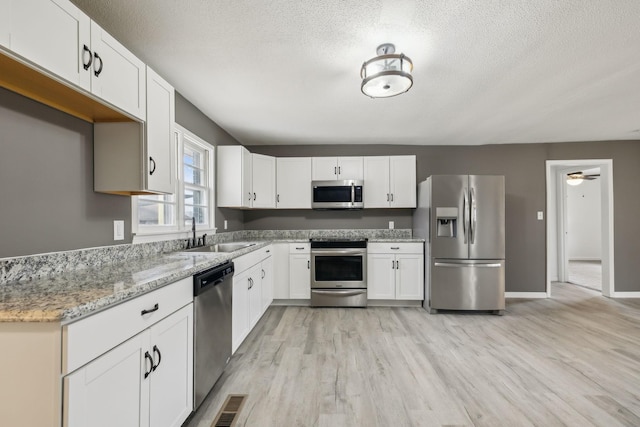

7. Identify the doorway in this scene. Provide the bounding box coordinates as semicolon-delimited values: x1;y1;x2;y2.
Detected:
545;160;614;297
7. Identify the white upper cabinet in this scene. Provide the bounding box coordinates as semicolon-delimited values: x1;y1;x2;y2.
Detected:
251;153;276;208
312;156;363;181
93;66;175;195
89;21;146;120
5;0;91;89
276;157;312;209
2;0;146;120
364;155;416;208
0;1;10;48
145;67;175;194
218;146;276;208
217;146;251;208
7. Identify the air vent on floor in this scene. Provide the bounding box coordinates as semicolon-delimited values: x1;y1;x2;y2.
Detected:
211;394;247;427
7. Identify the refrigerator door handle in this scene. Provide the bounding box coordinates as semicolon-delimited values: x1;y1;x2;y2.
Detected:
470;187;477;244
434;262;502;268
462;188;468;244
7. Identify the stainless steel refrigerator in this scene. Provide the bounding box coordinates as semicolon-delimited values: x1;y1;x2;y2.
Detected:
413;175;505;314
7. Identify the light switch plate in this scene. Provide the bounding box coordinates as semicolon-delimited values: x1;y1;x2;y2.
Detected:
224;220;228;230
537;211;544;221
389;221;395;230
114;220;125;240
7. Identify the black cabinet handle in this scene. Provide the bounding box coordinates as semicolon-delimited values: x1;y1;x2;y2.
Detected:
93;52;103;77
149;157;156;175
253;192;256;201
307;260;310;269
392;259;395;269
144;351;153;379
82;45;92;70
277;194;280;203
152;345;161;371
262;269;265;279
141;303;159;316
334;166;337;175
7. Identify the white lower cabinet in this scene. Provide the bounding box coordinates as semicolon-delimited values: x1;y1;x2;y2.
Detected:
232;247;273;353
289;243;311;299
367;243;424;300
64;303;193;427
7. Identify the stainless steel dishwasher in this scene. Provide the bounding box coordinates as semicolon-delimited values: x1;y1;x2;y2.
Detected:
193;261;234;409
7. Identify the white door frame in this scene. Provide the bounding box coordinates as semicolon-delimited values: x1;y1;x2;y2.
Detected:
545;159;614;297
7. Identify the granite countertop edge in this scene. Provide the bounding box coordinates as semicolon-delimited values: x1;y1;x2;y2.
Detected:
1;238;423;324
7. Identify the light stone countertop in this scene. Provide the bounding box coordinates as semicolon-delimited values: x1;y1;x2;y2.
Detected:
0;234;423;324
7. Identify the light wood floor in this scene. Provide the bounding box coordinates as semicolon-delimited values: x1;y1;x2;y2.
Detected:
184;283;640;427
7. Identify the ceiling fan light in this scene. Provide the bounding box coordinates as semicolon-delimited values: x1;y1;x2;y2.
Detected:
567;177;584;186
361;44;413;98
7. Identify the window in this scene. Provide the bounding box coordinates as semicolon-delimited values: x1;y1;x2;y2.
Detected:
133;124;215;240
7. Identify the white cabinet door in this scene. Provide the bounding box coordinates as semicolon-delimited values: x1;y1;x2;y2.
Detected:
337;157;364;180
248;264;263;329
145;67;175;194
232;269;250;353
64;332;148;427
90;20;146;120
217;146;252;208
312;157;364;180
261;255;274;312
8;0;91;89
396;254;424;300
276;157;312;208
289;253;311;299
390;155;417;208
312;157;338;180
367;253;396;299
272;243;290;299
148;304;193;427
251;153;276;208
363;156;391;208
0;1;10;48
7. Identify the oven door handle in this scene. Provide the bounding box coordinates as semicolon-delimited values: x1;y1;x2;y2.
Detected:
311;249;366;255
312;290;366;297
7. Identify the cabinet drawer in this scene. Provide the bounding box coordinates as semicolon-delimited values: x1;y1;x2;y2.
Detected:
289;243;310;254
62;277;192;374
368;242;424;254
234;245;272;273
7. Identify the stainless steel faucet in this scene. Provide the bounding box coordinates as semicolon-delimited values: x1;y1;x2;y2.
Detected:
192;217;197;248
185;217;207;249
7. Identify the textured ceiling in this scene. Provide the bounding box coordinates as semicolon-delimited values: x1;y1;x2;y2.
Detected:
70;0;640;146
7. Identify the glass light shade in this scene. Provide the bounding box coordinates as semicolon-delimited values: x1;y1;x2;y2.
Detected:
361;52;413;98
567;177;583;186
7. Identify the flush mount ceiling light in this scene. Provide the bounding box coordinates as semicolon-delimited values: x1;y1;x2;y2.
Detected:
361;43;413;98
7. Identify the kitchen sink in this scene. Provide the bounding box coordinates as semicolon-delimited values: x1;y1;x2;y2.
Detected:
184;242;258;253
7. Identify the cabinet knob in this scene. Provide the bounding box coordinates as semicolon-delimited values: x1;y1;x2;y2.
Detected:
390;247;400;250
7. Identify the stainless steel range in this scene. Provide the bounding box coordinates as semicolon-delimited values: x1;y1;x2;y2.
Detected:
310;239;367;307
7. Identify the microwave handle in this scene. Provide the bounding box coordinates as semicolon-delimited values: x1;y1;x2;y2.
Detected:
351;183;355;204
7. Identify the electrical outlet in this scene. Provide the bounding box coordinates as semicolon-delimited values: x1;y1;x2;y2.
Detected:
389;221;395;230
537;211;544;221
114;220;125;240
224;220;228;230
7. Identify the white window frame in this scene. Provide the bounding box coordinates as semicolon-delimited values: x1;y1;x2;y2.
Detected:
132;124;216;243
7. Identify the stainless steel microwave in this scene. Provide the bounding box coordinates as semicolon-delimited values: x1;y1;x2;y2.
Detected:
312;180;364;209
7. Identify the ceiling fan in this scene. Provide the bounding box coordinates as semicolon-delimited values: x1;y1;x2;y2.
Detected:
566;171;599;186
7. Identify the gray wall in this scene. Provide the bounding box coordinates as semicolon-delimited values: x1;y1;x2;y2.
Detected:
0;88;132;258
174;93;244;232
249;141;640;293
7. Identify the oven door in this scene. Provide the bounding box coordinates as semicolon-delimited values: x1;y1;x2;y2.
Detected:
311;248;367;289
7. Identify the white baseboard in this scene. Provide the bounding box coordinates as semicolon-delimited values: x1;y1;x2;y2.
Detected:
505;292;547;299
611;292;640;298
